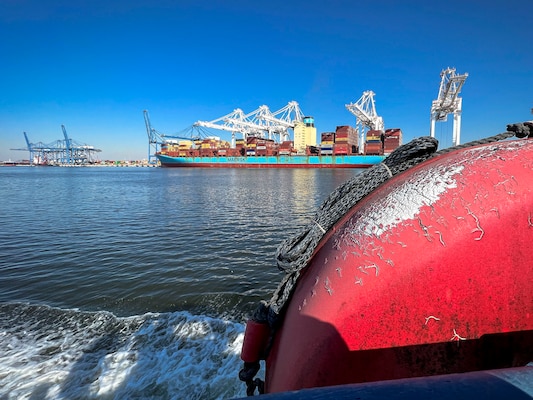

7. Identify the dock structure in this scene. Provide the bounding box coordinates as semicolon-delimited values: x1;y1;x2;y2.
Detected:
11;125;101;166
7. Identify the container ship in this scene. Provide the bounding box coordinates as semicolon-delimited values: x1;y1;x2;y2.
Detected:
156;117;403;168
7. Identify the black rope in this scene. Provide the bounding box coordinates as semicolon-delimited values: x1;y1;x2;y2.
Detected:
238;361;264;396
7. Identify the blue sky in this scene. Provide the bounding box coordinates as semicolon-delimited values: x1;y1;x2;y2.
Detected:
1;0;532;161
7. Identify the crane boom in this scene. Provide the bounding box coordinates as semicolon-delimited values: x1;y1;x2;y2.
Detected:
143;110;165;163
193;101;305;143
144;110;203;163
61;124;72;164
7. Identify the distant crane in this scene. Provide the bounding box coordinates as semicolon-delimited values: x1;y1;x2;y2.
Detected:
11;127;101;165
345;91;384;154
144;110;165;164
143;110;201;164
22;132;36;164
430;67;468;146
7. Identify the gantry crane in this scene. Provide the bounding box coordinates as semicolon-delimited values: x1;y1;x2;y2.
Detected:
194;101;305;145
430;67;468;146
143;110;201;164
144;109;166;164
345;91;384;154
11;127;101;165
193;108;250;148
260;101;305;142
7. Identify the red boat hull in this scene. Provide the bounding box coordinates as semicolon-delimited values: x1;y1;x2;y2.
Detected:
265;139;533;393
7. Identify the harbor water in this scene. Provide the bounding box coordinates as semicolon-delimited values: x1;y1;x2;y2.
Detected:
0;166;362;399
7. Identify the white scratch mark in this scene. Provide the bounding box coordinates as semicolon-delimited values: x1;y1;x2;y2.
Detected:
425;315;441;325
450;329;466;341
324;277;333;296
336;267;342;278
495;177;511;188
467;206;484;240
418;217;433;242
528;213;533;227
435;230;446;247
354;277;363;286
358;266;369;275
365;263;379;277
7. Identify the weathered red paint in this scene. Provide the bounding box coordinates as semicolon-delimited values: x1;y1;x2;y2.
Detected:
266;139;533;393
241;319;271;363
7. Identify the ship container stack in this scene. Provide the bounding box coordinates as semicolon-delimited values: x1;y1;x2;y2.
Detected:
246;137;257;156
178;140;194;157
364;130;384;155
218;146;227;156
199;138;227;157
279;141;295;156
161;141;180;157
160;142;171;155
383;128;403;155
334;126;359;155
255;138;277;156
320;132;335;155
235;139;246;156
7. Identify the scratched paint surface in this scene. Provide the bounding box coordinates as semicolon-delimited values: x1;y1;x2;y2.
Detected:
266;139;533;392
289;139;533;347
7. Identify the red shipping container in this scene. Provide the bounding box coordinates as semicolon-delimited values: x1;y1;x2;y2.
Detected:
334;144;349;155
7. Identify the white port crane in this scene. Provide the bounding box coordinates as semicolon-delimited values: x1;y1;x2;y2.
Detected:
430;67;468;146
194;101;305;145
193;108;252;147
261;101;305;142
345;91;384;154
246;101;305;142
223;105;276;141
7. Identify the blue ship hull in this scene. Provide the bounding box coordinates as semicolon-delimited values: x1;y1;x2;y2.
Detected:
156;154;386;168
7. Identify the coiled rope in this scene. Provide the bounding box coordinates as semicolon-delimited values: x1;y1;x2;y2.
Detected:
240;121;532;395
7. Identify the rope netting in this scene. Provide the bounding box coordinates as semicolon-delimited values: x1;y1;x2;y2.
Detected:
240;121;532;395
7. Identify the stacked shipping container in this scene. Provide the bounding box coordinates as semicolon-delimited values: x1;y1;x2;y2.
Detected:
319;126;359;155
383;129;403;155
334;126;359;155
279;141;295;155
320;132;335;155
364;130;383;155
159;124;401;159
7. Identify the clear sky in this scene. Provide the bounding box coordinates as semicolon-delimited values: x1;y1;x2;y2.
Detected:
1;0;532;161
